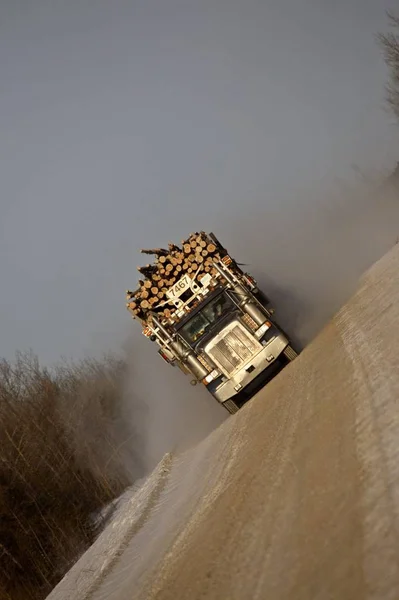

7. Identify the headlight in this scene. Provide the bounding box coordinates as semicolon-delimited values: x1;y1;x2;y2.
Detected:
202;369;220;385
255;321;271;339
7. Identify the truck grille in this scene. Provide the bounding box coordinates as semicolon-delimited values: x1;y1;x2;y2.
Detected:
205;323;261;376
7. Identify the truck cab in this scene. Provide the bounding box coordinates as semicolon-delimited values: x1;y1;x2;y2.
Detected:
128;231;298;414
174;284;295;413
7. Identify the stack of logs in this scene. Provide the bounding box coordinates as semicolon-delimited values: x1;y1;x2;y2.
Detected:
126;232;221;321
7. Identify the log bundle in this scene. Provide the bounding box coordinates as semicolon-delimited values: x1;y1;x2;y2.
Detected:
126;232;221;321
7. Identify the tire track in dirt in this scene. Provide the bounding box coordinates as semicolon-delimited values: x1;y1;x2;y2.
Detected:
46;452;174;600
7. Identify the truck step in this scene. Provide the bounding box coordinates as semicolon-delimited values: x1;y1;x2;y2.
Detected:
223;400;240;414
283;345;298;362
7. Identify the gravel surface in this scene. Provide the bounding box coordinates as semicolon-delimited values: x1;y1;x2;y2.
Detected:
48;243;399;600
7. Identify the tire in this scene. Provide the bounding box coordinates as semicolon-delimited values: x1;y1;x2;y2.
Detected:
223;399;240;414
283;345;298;362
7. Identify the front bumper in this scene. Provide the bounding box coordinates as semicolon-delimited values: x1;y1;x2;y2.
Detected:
211;333;289;404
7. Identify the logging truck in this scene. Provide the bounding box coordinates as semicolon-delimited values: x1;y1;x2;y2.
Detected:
125;232;298;414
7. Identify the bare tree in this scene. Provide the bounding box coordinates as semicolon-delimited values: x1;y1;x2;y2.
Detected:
0;352;138;600
379;12;399;120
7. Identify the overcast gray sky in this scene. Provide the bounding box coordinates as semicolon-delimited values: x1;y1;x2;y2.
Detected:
1;0;398;364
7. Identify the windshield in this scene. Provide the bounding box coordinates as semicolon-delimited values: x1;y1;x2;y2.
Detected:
180;293;235;344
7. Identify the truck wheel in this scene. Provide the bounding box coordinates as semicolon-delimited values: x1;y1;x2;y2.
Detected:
283;345;298;362
223;399;240;414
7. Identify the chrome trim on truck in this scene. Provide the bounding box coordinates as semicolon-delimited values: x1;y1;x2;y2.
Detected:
212;333;289;404
204;320;263;377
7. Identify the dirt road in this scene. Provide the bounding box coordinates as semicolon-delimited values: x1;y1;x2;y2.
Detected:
48;243;399;600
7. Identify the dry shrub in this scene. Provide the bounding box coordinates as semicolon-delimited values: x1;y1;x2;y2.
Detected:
379;12;399;120
0;352;134;600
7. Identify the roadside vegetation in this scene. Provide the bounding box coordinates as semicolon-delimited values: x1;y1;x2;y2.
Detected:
379;12;399;119
0;352;135;600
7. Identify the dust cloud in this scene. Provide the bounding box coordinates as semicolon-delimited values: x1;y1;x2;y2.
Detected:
121;334;227;473
121;175;399;474
219;176;399;348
